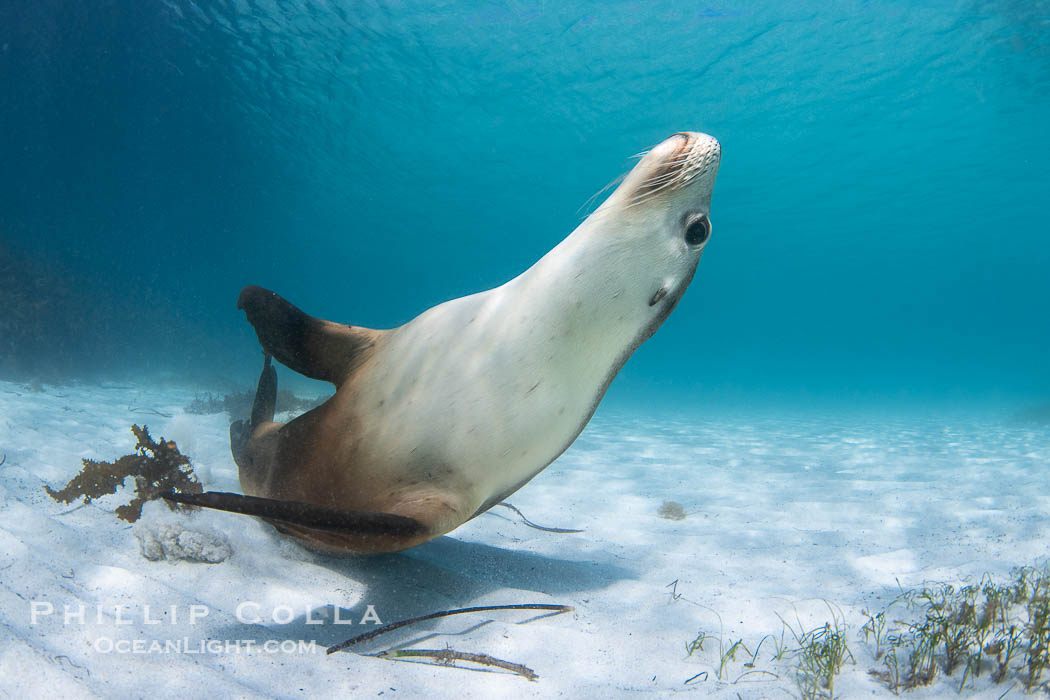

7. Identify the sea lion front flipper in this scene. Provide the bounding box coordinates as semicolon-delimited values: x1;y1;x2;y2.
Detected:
163;491;427;537
238;285;384;386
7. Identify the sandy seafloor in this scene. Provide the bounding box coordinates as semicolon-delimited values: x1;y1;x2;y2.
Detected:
0;378;1048;699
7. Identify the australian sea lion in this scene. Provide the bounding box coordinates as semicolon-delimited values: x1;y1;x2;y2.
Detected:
168;131;721;553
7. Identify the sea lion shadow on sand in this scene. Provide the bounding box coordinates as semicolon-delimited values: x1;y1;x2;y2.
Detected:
212;537;634;648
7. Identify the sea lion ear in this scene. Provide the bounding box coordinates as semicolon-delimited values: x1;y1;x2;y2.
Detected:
237;285;384;387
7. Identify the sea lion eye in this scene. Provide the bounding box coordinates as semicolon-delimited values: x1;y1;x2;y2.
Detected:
684;216;711;246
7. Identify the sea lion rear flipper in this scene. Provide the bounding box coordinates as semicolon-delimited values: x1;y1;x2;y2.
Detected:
230;354;277;466
238;285;384;386
163;491;427;537
250;354;277;429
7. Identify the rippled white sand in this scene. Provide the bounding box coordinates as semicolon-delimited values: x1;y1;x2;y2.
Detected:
1;379;1047;698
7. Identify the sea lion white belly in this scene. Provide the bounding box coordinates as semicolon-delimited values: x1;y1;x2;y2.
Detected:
362;235;675;512
167;131;721;553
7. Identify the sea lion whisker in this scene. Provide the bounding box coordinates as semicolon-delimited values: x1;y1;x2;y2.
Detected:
578;171;629;218
585;150;697;219
632;172;686;196
637;163;691;186
640;168;684;184
628;177;686;206
629;158;711;206
635;156;698;187
636;172;684;191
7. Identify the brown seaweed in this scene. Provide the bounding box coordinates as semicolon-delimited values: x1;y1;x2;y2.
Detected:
44;424;202;522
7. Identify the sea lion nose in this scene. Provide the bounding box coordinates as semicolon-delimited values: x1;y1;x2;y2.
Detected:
685;132;720;161
703;134;721;162
668;132;721;165
668;131;694;155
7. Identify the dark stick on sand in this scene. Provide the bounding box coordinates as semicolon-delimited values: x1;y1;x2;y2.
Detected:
326;603;573;654
374;648;539;681
126;406;173;418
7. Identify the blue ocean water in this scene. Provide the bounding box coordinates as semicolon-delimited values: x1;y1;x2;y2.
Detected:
1;0;1048;411
3;6;1050;696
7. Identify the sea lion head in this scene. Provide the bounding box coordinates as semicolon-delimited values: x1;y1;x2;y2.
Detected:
587;131;721;318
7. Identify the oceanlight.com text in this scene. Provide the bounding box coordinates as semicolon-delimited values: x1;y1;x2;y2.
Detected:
91;638;321;655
